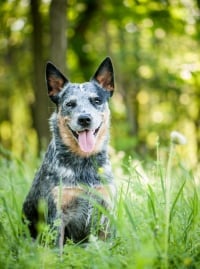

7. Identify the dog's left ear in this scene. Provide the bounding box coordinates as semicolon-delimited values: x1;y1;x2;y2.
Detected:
46;62;69;104
92;57;114;96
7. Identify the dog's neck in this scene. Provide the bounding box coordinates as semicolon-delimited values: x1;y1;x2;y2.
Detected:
45;138;112;186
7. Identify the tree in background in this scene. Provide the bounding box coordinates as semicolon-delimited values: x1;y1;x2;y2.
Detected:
30;0;49;149
49;0;67;72
30;0;67;149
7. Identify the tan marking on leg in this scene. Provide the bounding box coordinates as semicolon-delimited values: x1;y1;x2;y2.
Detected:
52;186;84;249
52;186;84;210
95;184;116;207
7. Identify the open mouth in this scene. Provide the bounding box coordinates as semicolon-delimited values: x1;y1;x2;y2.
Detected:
67;124;101;153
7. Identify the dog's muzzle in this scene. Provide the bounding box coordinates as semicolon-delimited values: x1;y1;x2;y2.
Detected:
67;123;102;153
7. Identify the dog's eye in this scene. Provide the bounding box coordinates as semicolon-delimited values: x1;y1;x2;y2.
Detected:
92;97;102;105
65;101;76;108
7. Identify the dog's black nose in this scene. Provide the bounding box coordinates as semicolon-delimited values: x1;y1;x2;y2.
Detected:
78;114;92;127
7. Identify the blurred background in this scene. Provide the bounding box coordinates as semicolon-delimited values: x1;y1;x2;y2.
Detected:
0;0;199;168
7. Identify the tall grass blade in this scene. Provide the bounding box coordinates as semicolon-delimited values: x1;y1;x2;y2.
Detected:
169;179;186;222
147;184;157;221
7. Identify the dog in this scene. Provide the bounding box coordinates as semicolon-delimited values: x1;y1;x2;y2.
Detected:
23;57;116;248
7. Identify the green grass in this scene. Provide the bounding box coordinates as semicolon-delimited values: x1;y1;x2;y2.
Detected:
0;141;200;269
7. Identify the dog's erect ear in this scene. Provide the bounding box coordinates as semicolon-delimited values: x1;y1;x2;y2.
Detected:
46;62;69;103
92;57;114;96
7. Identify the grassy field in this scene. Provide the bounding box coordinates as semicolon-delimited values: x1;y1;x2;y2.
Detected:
0;138;200;269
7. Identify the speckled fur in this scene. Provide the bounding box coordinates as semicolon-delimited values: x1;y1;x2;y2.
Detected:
22;57;116;246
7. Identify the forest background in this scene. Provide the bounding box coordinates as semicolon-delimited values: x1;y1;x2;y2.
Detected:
0;0;200;169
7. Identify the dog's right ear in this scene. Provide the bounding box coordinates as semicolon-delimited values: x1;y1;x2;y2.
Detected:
46;62;69;104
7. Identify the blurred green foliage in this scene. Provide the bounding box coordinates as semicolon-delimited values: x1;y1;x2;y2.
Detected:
0;0;200;167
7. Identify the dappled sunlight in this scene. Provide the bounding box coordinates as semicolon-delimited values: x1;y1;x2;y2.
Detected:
0;89;38;159
136;90;149;105
152;110;164;123
146;132;158;148
0;121;11;143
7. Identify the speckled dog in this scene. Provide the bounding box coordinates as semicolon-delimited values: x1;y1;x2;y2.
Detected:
23;57;116;247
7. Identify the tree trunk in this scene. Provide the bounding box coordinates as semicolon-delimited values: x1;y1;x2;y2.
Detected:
49;0;67;72
30;0;50;150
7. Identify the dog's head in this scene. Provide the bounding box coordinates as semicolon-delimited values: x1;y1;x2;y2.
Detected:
46;57;114;156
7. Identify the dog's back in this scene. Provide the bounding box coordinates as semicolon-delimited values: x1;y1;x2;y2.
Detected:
23;57;116;245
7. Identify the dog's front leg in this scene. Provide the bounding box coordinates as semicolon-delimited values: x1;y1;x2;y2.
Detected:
52;186;84;247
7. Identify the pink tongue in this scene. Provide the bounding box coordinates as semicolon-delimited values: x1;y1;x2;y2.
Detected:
78;130;95;153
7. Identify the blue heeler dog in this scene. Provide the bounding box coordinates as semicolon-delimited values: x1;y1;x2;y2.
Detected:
23;57;116;247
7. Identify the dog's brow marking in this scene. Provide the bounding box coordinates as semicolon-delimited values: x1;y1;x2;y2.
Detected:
89;93;99;98
52;186;83;210
69;95;77;100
